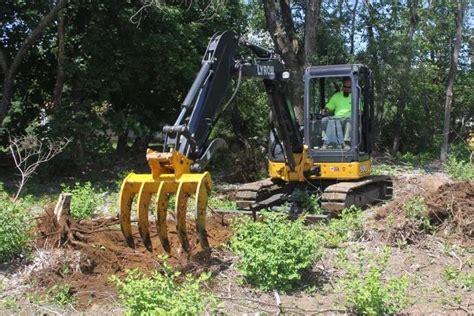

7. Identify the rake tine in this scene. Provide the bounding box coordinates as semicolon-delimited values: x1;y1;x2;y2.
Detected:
195;176;210;249
156;181;176;253
176;182;191;253
137;182;154;252
119;176;136;249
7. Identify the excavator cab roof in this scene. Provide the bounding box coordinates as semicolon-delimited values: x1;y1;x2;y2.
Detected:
304;64;368;78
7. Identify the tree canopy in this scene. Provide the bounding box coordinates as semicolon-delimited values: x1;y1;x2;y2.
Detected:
0;0;472;169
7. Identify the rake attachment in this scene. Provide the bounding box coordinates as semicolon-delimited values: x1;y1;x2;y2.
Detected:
119;149;211;253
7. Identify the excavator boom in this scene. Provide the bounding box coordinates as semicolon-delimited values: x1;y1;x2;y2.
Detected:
118;31;304;252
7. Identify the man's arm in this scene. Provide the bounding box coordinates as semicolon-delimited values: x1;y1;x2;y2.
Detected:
324;94;336;114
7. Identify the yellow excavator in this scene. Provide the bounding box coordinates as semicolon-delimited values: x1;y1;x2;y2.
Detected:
118;31;392;252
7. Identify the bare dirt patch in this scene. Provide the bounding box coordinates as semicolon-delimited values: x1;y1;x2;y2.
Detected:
31;205;233;308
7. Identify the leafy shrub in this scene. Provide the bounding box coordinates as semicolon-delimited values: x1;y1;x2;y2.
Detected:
110;261;216;315
231;212;321;291
337;247;410;315
403;196;432;233
62;182;99;220
316;206;363;248
0;183;32;261
445;157;474;181
449;142;472;161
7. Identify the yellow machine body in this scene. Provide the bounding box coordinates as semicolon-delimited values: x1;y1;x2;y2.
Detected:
268;145;371;182
119;149;211;253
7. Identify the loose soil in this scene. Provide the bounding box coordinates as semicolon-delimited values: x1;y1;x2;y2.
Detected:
31;206;233;308
1;169;473;314
374;180;474;246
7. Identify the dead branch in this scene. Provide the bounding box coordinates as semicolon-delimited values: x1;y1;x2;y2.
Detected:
9;135;71;201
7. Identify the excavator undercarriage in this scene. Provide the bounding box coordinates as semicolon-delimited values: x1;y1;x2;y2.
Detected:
235;176;392;213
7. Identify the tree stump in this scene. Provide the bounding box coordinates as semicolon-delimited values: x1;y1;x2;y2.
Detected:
53;193;75;246
54;193;72;230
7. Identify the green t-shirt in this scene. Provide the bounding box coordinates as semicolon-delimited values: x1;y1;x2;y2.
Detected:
326;91;351;118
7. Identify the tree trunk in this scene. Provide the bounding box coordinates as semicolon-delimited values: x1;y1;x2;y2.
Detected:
440;1;466;162
53;7;66;109
262;0;321;123
349;0;359;55
364;1;384;147
115;129;130;155
391;0;418;154
304;0;321;65
0;0;69;126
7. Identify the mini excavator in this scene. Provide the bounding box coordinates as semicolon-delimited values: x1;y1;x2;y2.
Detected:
118;31;392;252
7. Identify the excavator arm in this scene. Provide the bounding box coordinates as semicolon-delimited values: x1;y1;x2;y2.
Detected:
118;31;305;253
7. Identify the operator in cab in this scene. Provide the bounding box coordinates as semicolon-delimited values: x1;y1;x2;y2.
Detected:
321;77;352;150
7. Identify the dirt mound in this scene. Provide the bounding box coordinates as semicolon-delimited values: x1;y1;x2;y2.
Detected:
424;182;474;238
32;206;233;308
374;181;473;245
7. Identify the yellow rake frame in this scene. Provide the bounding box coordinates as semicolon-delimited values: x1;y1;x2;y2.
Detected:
119;149;211;253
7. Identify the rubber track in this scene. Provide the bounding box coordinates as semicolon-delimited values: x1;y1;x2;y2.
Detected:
235;178;287;210
321;175;393;212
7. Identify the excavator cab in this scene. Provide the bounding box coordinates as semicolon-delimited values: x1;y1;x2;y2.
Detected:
304;65;374;163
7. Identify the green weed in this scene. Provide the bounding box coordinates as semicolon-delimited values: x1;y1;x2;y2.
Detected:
208;195;236;210
0;183;32;262
291;189;323;214
61;182;100;220
315;206;364;248
337;247;410;315
371;163;401;176
47;284;75;306
1;297;18;311
445;157;474;181
443;266;474;290
397;152;434;166
230;212;322;292
403;196;432;233
110;260;216;315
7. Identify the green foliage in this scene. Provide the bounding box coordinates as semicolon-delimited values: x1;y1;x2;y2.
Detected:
1;297;18;311
403;196;432;233
443;266;474;290
445;157;474;181
61;182;99;220
315;206;364;248
110;261;216;315
291;189;323;215
337;247;410;315
396;152;435;167
371;163;408;176
47;284;75;306
0;183;32;262
208;195;236;211
230;212;321;292
449;143;472;161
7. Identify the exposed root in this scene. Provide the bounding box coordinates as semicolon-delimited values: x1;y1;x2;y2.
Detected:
35;203;119;249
